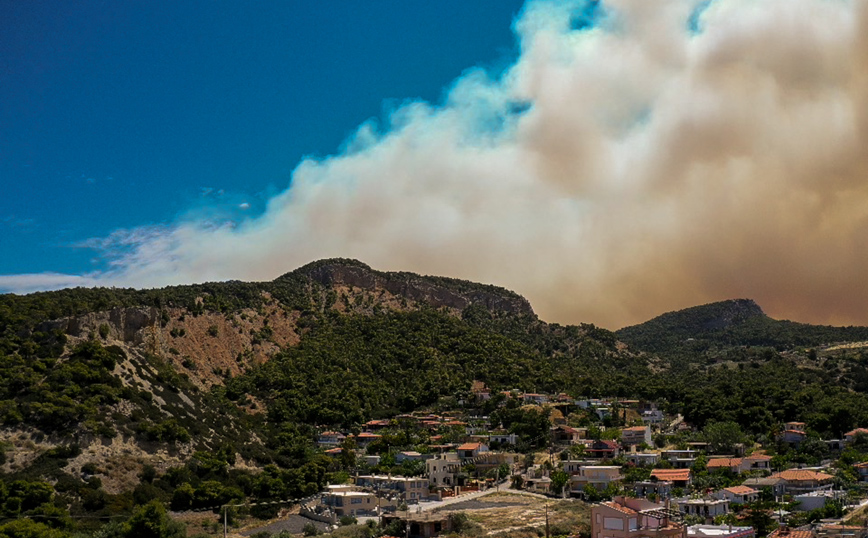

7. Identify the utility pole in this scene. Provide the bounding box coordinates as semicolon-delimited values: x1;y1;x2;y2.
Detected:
223;505;228;538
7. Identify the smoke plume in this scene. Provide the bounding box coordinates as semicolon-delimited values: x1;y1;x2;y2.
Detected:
4;0;868;329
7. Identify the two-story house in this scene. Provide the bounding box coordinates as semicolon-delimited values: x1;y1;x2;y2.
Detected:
714;486;759;504
427;452;460;487
572;466;624;494
650;469;691;489
779;422;807;446
769;469;834;495
318;431;347;447
591;496;687;538
621;426;652;447
675;498;729;523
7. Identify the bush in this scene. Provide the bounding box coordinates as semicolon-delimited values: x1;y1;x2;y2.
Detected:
339;515;357;526
302;522;320;536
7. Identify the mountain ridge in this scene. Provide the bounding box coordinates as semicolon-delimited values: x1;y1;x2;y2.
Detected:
616;297;868;354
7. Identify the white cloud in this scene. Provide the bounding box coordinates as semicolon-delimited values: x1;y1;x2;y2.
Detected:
3;0;868;329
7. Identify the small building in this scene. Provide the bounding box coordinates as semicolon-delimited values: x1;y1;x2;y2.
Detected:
457;442;489;461
321;490;382;517
854;461;868;481
662;450;698;469
676;498;730;523
427;452;460;487
356;475;431;501
769;470;834;495
740;454;772;473
650;469;692;489
591;496;687;538
396;451;426;463
625;453;661;466
588;439;621;459
622;426;653;447
489;431;519;446
707;458;743;474
635;481;673;500
779;423;807;446
553;425;584;444
571;466;624;493
355;432;382;447
643;409;666;425
523;393;550;404
845;428;868;444
742;476;786;498
687;525;755;538
792;490;846;512
318;431;347;447
714;486;759;505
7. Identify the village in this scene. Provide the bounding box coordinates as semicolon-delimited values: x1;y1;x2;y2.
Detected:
285;386;868;538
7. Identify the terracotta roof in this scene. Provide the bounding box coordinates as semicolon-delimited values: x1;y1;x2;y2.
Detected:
357;432;381;439
768;527;814;538
623;426;648;432
854;461;868;469
846;428;868;437
600;501;638;515
724;486;759;495
651;469;691;481
325;448;343;455
771;469;833;482
707;458;743;468
458;442;482;451
746;454;772;461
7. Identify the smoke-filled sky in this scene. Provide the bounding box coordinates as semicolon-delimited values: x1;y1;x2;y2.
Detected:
2;0;868;330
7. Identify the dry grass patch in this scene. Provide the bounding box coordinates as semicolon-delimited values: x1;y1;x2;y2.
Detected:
449;493;589;537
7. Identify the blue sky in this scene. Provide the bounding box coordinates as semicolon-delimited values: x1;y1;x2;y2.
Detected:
0;0;524;276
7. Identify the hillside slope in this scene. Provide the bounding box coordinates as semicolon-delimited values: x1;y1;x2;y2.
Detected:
616;298;868;354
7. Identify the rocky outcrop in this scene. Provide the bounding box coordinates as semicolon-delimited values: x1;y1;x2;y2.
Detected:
38;307;159;346
299;261;535;317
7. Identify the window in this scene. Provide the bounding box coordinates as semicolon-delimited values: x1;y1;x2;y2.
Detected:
351;498;363;504
603;518;624;531
629;518;638;531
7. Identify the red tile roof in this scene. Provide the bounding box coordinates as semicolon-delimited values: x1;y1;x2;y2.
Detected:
651;469;691;481
771;469;833;482
724;486;759;495
458;442;482;451
745;453;772;461
707;458;743;468
767;528;814;538
846;428;868;437
623;426;648;432
600;501;638;515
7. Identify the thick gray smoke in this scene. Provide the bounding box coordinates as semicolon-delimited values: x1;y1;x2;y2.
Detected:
3;0;868;329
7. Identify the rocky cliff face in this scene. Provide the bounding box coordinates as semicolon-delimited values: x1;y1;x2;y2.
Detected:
300;260;535;317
